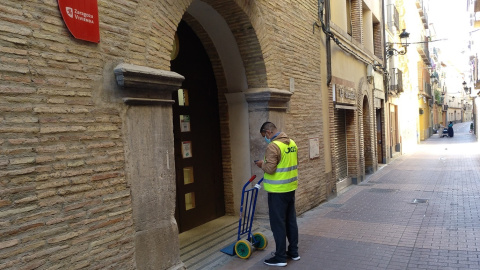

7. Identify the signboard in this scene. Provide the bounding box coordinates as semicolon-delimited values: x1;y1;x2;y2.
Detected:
334;84;357;106
309;137;320;159
58;0;100;43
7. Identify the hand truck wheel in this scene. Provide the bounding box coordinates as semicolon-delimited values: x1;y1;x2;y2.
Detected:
235;239;253;259
252;232;268;250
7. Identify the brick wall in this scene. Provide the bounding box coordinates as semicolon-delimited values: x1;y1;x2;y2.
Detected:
0;0;197;268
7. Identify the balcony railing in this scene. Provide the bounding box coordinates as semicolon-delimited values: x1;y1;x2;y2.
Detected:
390;68;403;93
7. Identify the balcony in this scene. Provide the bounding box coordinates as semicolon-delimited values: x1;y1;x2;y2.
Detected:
415;0;429;29
415;0;423;9
425;83;432;97
387;4;399;32
475;0;480;27
389;68;403;93
416;35;431;65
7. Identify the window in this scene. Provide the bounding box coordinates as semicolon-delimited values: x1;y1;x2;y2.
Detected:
346;0;352;36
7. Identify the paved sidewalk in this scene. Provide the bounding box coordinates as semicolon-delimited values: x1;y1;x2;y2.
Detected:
218;122;480;270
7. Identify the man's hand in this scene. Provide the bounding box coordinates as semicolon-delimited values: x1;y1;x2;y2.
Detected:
254;160;263;168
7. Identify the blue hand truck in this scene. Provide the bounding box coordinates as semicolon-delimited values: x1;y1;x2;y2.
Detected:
220;175;268;259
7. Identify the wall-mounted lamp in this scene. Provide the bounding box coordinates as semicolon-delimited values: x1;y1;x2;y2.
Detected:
463;81;471;95
386;29;410;58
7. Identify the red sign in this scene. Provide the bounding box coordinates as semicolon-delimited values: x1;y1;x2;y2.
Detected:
58;0;100;43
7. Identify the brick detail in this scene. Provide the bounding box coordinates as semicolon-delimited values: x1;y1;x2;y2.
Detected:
373;22;383;59
351;0;364;44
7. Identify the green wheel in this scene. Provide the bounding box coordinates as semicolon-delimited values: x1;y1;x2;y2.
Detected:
235;239;252;259
252;232;268;250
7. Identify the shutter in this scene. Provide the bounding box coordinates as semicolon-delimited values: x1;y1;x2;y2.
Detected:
417;61;423;91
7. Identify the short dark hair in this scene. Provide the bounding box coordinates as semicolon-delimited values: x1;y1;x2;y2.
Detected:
260;122;276;133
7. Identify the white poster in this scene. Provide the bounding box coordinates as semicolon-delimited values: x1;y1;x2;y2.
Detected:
309;137;320;159
182;141;192;158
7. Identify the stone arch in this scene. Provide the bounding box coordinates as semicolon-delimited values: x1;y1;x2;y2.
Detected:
178;0;270;216
110;0;277;268
358;77;375;178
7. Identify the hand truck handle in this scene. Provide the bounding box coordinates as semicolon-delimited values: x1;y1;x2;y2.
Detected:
248;175;256;182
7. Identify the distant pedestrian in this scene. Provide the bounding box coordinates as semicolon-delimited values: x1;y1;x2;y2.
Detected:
448;121;454;137
254;122;300;267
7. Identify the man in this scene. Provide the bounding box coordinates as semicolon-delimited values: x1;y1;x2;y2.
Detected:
255;122;300;267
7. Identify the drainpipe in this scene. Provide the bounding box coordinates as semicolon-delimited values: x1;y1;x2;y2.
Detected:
382;0;389;101
325;0;332;86
318;0;332;86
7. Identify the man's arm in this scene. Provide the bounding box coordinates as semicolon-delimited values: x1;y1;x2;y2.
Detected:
261;143;281;174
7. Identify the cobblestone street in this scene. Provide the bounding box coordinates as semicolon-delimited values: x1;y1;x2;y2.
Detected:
217;122;480;269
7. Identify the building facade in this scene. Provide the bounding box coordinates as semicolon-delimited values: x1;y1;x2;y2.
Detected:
1;0;335;269
322;0;385;194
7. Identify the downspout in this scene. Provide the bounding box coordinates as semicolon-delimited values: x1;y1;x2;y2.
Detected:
382;0;389;101
381;0;388;163
326;0;332;86
318;0;332;86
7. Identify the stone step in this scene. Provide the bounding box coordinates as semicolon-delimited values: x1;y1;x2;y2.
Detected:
179;215;271;269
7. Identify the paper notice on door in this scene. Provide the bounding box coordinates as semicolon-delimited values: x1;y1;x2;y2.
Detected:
180;115;190;132
182;141;192;158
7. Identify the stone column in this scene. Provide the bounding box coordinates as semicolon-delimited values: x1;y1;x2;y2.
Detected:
114;64;185;270
244;88;292;215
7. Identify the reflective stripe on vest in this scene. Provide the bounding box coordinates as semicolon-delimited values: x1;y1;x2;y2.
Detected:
263;140;298;193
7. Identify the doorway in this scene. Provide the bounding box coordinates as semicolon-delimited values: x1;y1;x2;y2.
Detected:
171;20;225;233
363;96;373;174
376;108;383;164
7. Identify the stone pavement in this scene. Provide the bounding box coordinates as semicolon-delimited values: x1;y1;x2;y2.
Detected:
215;122;480;270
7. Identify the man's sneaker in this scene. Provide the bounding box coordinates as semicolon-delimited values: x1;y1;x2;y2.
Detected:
287;252;301;261
264;256;287;267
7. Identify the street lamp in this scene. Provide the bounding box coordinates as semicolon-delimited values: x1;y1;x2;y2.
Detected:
463;81;471;95
386;29;410;58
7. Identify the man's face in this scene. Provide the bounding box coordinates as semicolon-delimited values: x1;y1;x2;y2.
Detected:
261;129;271;139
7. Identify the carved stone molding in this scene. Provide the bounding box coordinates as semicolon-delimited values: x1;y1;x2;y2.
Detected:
114;63;184;105
244;88;293;112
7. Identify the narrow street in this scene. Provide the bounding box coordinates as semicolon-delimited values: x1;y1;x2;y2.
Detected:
211;122;480;269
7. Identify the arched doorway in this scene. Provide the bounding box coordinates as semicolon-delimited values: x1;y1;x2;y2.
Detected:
170;20;225;233
169;0;270;232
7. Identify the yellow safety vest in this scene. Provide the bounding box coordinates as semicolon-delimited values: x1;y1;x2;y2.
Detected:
263;140;298;193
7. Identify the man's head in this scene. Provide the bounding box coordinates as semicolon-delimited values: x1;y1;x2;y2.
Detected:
260;122;277;139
